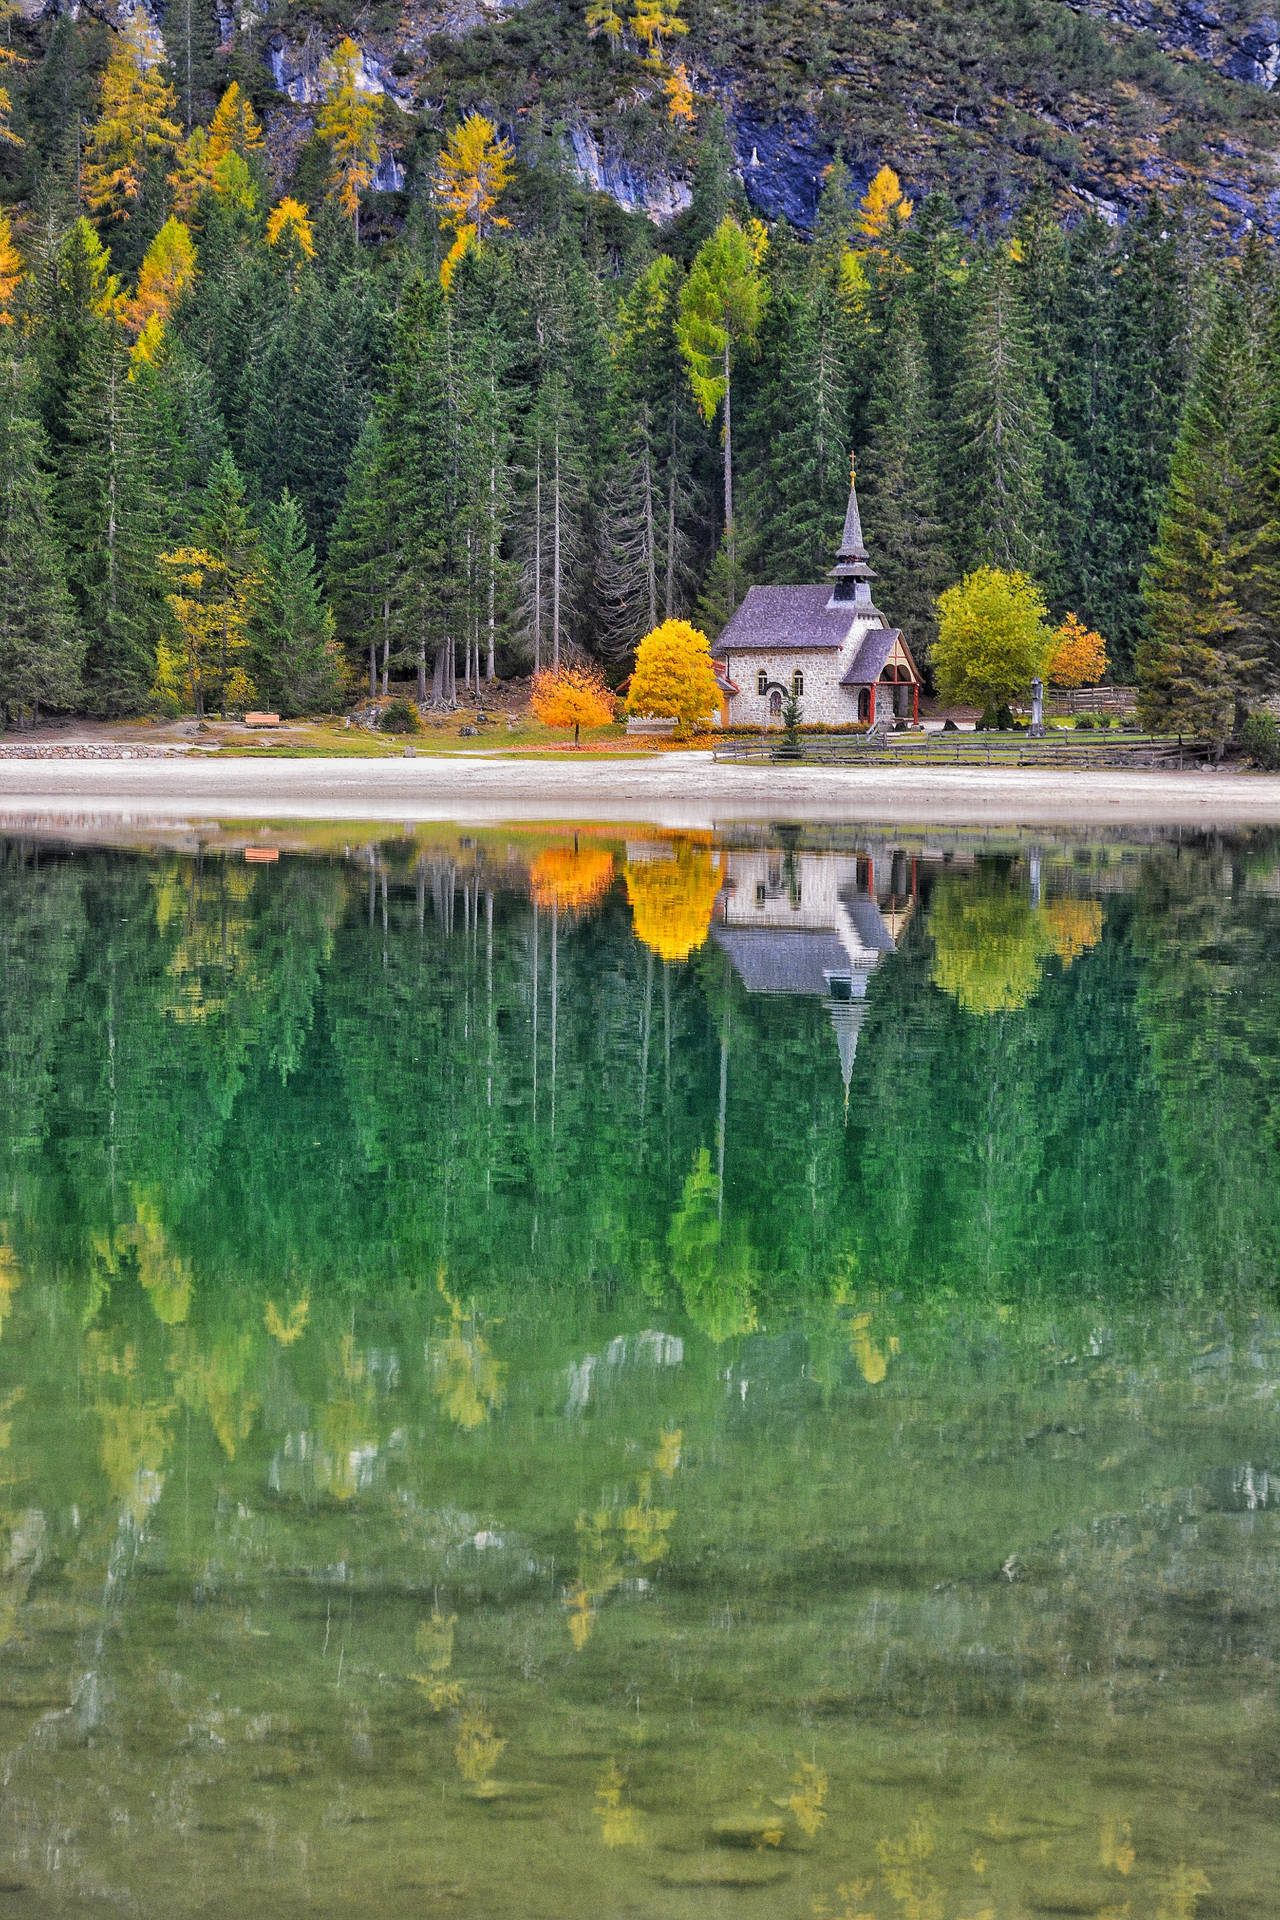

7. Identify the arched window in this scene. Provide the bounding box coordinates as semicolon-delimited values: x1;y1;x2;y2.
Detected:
792;669;804;696
769;689;783;719
857;686;871;723
757;669;768;696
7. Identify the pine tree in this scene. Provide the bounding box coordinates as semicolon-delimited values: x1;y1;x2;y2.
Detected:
0;354;81;721
162;0;218;134
57;318;166;712
951;242;1052;577
859;297;952;654
1139;278;1278;735
251;490;343;715
329;409;397;697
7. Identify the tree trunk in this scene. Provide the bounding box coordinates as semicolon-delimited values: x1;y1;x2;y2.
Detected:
417;638;427;703
533;437;543;673
665;396;678;619
722;338;734;611
552;424;562;671
369;642;377;699
380;629;389;698
642;432;656;633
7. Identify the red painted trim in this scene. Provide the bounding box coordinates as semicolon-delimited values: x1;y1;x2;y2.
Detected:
913;684;918;723
870;683;877;727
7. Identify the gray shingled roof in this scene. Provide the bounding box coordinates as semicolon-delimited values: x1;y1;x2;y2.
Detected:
711;927;874;996
840;628;910;686
711;586;868;656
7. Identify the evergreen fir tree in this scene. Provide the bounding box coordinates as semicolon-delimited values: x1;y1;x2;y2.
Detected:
858;297;952;655
1138;279;1277;735
951;242;1052;576
0;354;82;720
58;318;166;712
251;490;343;715
329;409;397;697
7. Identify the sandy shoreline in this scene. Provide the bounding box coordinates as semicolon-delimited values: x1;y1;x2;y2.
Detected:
2;751;1280;828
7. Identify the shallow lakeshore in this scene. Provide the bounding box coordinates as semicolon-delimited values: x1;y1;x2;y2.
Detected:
2;748;1280;826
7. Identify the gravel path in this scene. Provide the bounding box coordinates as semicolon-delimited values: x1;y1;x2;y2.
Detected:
2;751;1280;827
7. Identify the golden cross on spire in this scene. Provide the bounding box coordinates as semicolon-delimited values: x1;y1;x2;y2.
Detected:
850;451;857;485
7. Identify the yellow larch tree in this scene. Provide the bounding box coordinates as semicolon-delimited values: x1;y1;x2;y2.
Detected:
840;162;913;312
585;0;626;46
0;211;22;325
315;37;380;241
664;61;695;123
126;216;196;361
434;111;514;291
631;0;687;68
529;845;616;913
266;196;317;285
83;15;182;224
0;1;27;153
207;80;265;160
158;547;257;718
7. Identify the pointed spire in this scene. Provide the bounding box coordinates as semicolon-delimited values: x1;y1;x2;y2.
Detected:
829;449;876;588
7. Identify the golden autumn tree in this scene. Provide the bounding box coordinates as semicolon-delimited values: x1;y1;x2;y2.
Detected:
840;163;914;312
267;195;316;259
434;112;514;291
0;211;21;326
1047;610;1107;687
83;15;182;223
0;1;26;154
530;663;616;746
157;547;257;718
631;0;687;67
316;38;380;240
625;618;721;729
1044;897;1103;967
207;80;265;160
624;840;721;961
126;216;196;362
664;61;695;123
585;0;626;46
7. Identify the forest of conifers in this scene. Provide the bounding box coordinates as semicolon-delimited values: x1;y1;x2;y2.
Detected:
0;6;1276;727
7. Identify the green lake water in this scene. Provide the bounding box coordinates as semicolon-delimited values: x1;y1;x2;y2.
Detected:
0;819;1277;1918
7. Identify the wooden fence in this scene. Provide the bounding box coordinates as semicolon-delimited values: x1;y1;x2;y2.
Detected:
712;732;1208;770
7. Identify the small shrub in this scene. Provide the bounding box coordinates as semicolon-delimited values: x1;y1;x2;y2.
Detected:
1074;712;1097;730
380;697;421;733
1241;711;1280;769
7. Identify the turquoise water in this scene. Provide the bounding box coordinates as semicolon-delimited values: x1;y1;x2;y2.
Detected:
0;821;1277;1917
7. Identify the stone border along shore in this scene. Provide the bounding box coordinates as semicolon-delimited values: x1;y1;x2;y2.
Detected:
0;743;198;759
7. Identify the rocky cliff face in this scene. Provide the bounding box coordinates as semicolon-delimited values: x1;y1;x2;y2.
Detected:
1071;0;1280;90
24;0;1280;237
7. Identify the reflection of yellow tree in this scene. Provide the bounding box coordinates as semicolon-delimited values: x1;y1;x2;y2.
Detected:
84;1332;174;1527
529;845;615;914
455;1706;506;1794
312;1332;377;1498
625;843;720;961
429;1278;504;1431
170;1325;259;1461
595;1758;645;1847
877;1815;944;1920
1045;897;1103;967
411;1608;463;1711
564;1429;680;1648
783;1759;828;1838
152;861;262;1025
93;1189;193;1326
0;1231;20;1341
931;877;1102;1015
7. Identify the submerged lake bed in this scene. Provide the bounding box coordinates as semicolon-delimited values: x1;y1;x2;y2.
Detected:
0;818;1276;1917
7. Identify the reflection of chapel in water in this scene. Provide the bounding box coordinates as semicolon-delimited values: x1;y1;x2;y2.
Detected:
712;847;916;1092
